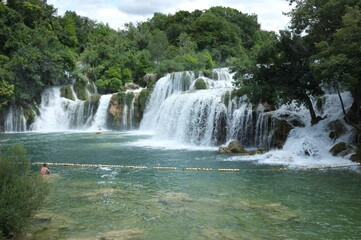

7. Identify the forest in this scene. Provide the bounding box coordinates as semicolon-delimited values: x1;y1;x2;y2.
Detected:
0;0;360;139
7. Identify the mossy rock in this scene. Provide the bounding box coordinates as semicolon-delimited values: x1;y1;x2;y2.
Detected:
194;78;207;90
73;80;88;100
272;120;293;148
223;91;231;107
83;94;101;115
219;140;247;153
60;86;75;101
139;88;152;113
350;147;361;163
202;69;212;78
211;71;219;80
315;97;325;111
328;120;347;140
23;104;38;129
329;142;353;157
87;82;96;94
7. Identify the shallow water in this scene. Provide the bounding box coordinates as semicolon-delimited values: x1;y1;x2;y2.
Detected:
1;131;361;240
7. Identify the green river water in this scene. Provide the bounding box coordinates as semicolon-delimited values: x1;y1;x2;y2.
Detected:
1;131;361;240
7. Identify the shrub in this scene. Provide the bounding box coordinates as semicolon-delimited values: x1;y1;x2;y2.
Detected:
0;144;48;239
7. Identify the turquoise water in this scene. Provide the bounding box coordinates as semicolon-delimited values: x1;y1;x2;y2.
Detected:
1;131;361;240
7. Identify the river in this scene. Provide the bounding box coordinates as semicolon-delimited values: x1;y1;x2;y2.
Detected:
1;131;360;240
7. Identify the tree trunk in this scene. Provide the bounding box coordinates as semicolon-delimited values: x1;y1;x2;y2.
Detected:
337;88;361;133
304;93;324;125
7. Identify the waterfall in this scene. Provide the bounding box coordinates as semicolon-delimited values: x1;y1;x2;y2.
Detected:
88;94;112;131
140;68;274;146
31;86;99;131
4;105;26;132
31;87;70;131
256;91;355;167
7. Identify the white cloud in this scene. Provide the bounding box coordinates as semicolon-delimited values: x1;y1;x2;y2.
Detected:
47;0;292;32
118;0;177;15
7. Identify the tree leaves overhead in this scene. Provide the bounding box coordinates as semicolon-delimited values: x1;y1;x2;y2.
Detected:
0;1;265;106
234;0;361;126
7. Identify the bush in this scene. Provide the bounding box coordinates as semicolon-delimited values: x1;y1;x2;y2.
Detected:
0;144;48;239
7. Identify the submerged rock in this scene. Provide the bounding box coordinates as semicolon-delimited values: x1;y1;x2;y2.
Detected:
98;229;142;240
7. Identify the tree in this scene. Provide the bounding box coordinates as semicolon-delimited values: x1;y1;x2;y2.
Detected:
0;144;48;239
311;6;361;130
147;29;169;64
234;31;324;125
287;0;360;42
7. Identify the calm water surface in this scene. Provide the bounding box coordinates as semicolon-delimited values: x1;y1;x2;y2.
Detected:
1;131;361;240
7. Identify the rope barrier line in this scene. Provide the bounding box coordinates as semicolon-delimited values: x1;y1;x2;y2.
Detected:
298;163;360;170
33;162;360;172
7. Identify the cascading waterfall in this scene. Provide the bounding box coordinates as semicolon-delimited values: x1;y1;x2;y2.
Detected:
140;67;356;168
4;105;26;132
30;86;111;131
89;94;113;131
140;68;276;147
253;91;355;167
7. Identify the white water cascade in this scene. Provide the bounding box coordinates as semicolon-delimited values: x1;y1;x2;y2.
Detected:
4;105;27;132
88;94;113;131
140;68;276;146
30;86;112;132
140;68;356;167
257;91;355;167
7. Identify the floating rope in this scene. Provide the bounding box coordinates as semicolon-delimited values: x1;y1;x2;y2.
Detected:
33;162;360;172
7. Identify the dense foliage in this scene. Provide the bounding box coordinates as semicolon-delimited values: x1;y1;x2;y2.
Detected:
0;1;267;114
0;144;48;239
233;0;361;128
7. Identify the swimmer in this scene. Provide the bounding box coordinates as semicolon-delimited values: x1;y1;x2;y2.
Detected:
40;163;51;175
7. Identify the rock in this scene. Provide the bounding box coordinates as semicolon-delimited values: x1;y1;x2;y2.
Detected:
219;140;247;153
98;229;142;240
263;102;275;112
247;148;269;155
60;85;75;101
143;73;158;88
329;142;353;157
350;146;361;163
73;80;88;100
315;97;325;112
124;82;140;90
143;73;157;82
271;120;293;148
194;78;207;90
328;120;347;140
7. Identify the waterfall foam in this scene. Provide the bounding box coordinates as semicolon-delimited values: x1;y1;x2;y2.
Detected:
254;92;355;167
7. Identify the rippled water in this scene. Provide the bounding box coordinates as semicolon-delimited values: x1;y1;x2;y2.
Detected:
1;131;361;240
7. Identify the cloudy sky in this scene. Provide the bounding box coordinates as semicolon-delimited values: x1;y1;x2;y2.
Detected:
47;0;293;32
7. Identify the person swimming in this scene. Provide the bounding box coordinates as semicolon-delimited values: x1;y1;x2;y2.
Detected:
40;163;51;175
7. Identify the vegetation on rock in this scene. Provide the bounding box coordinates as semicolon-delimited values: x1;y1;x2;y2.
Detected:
194;78;207;90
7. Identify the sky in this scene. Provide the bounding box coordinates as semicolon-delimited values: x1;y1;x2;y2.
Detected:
47;0;293;32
